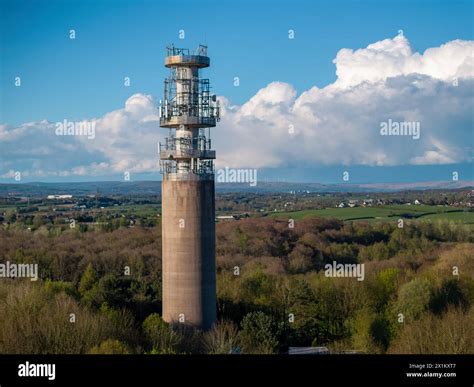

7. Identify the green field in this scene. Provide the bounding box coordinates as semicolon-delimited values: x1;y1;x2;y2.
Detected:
3;201;473;226
419;211;474;223
271;205;474;224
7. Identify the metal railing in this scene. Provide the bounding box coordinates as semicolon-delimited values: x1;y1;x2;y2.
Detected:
160;135;212;151
160;149;216;160
159;159;215;176
166;44;208;57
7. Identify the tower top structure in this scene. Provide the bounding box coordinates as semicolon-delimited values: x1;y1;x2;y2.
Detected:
159;44;219;130
164;44;210;68
159;44;219;179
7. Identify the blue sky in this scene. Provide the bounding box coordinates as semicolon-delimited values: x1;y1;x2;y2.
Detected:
0;0;473;183
2;0;473;124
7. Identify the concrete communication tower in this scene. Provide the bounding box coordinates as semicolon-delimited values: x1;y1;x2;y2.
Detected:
159;44;220;330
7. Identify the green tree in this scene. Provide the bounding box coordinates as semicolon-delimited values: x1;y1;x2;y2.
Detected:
44;280;78;299
287;279;320;345
239;267;275;307
142;313;180;354
349;308;378;353
88;339;130;354
94;274;133;309
370;268;400;312
239;311;278;354
79;263;97;296
395;278;431;321
429;279;469;315
370;315;392;351
287;243;314;274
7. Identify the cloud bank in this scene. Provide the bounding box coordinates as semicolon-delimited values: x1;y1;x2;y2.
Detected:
1;35;473;179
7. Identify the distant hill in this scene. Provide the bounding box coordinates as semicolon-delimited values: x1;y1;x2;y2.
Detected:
0;180;472;197
0;181;161;197
216;181;473;193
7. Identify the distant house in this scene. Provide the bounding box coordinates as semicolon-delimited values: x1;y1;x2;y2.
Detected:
338;202;346;208
414;199;422;205
288;347;329;355
216;215;240;221
219;214;249;220
362;199;374;207
47;194;73;200
348;200;359;208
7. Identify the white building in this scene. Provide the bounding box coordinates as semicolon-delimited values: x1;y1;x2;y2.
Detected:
47;195;73;200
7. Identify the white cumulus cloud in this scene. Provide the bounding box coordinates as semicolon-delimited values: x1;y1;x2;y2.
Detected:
215;35;473;169
1;35;472;179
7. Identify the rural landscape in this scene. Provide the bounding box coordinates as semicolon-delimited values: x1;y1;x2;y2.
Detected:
1;0;472;383
0;183;472;354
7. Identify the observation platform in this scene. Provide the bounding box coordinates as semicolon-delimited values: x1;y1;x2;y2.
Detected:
165;45;210;68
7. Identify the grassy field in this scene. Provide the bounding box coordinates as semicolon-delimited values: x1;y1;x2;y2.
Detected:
3;201;473;226
419;211;474;223
271;205;474;224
